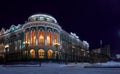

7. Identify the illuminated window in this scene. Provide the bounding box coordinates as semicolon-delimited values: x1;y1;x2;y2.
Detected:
30;49;35;58
47;49;53;59
47;30;52;46
38;29;44;46
54;32;58;44
25;31;29;43
38;49;45;59
40;16;44;20
31;30;36;45
47;36;50;44
47;18;51;22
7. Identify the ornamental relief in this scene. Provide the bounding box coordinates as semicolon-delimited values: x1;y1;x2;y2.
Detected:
23;22;61;31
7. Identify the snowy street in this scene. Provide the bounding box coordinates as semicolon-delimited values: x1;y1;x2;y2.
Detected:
0;63;120;74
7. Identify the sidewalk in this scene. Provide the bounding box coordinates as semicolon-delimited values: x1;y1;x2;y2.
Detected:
1;63;92;68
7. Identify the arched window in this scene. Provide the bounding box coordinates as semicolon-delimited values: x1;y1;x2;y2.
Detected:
40;16;44;20
31;30;36;45
47;49;53;59
25;31;29;42
38;29;44;46
47;30;52;46
36;17;40;21
54;32;58;43
30;49;35;58
38;49;45;59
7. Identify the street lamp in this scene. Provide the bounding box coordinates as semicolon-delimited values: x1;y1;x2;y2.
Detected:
54;43;60;63
23;41;30;60
4;44;9;64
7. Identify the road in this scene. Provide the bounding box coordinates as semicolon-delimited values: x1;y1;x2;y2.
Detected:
0;64;120;74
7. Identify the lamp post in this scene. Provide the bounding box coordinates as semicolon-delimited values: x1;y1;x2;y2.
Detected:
54;43;60;63
4;44;9;64
23;41;30;60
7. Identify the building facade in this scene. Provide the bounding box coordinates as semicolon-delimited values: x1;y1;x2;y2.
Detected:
90;45;111;63
0;14;89;62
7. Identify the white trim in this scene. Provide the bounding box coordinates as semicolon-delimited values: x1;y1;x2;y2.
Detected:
29;14;57;23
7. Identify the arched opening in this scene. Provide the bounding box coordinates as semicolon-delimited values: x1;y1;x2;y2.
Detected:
30;49;35;58
38;29;44;46
38;49;45;59
47;30;52;46
0;44;5;57
25;31;29;43
47;49;53;59
31;30;36;45
54;32;58;44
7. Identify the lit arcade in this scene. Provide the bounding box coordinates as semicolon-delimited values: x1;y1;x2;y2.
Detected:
0;14;89;62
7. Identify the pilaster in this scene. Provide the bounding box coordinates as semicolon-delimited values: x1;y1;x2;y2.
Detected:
45;27;47;46
36;26;38;46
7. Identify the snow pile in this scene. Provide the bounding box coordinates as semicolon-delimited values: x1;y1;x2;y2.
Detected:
59;63;92;68
102;61;120;66
59;64;75;67
96;61;120;67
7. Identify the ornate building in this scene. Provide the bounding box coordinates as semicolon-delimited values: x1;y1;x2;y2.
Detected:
0;14;89;62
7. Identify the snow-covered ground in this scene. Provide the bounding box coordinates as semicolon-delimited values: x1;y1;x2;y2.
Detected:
88;61;120;67
96;61;120;66
0;62;120;74
1;63;92;68
3;61;120;67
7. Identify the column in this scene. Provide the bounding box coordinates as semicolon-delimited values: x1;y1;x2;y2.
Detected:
58;32;60;46
24;31;26;43
45;27;47;46
30;28;32;45
52;29;54;47
28;28;31;46
36;27;38;46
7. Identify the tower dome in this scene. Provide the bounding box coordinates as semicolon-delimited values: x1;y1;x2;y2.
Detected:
28;14;57;23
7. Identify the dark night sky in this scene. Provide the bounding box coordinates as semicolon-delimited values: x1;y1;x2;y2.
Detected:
0;0;120;56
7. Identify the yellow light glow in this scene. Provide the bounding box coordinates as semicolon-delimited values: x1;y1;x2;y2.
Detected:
72;46;75;48
40;35;44;39
5;44;9;48
81;49;84;51
23;41;30;44
34;36;36;40
54;43;60;46
47;36;50;44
